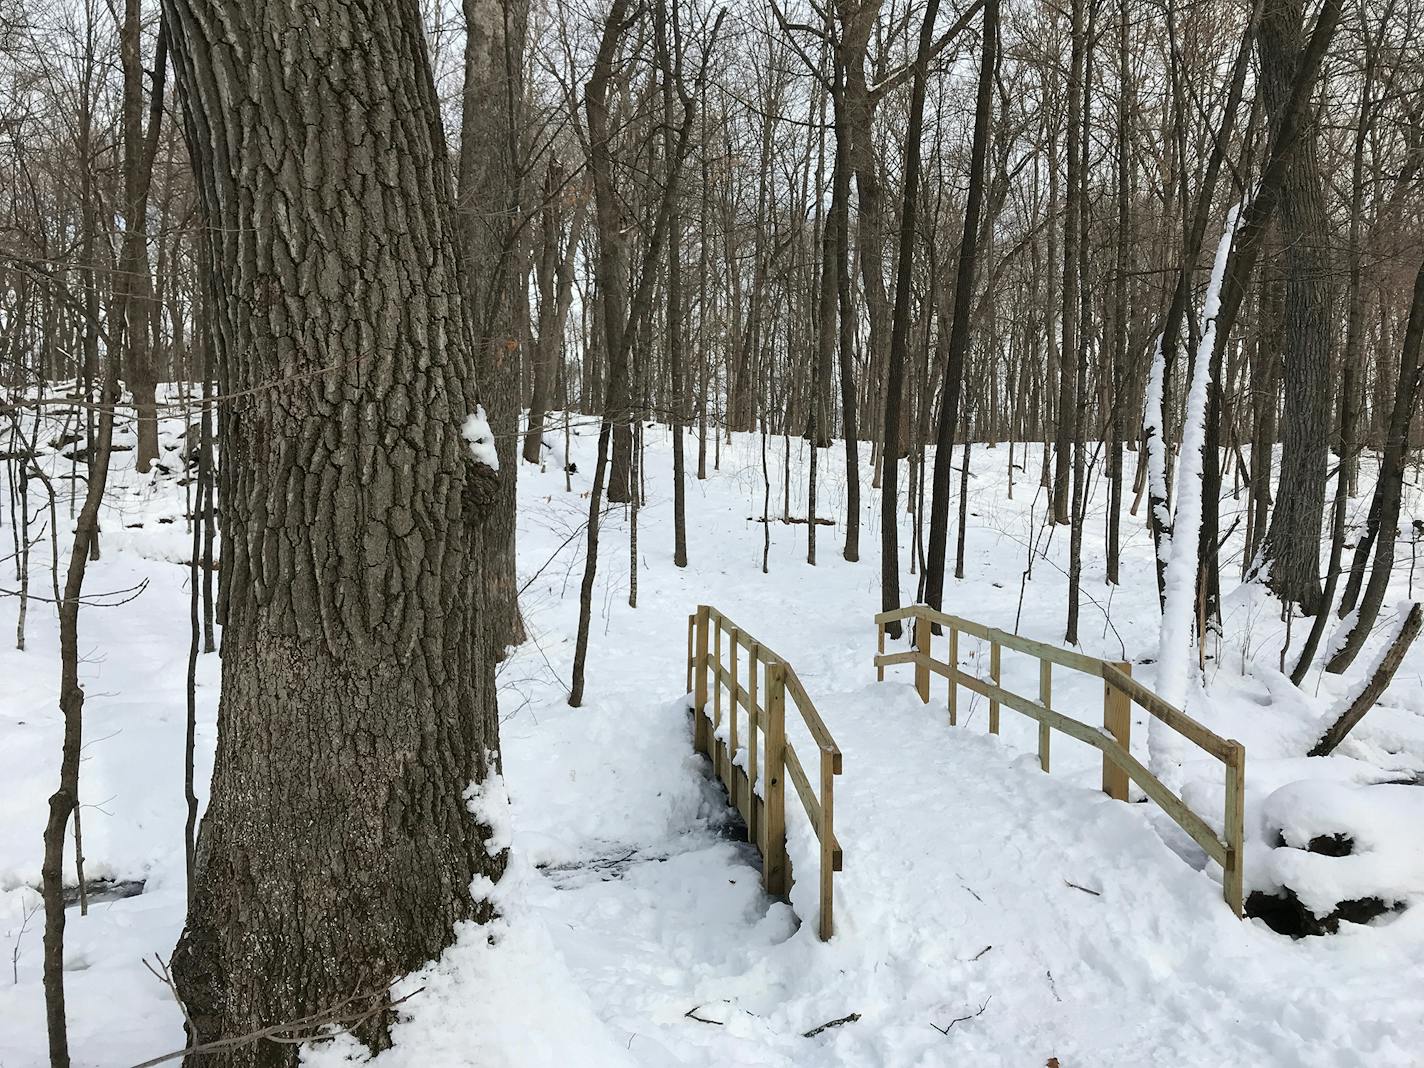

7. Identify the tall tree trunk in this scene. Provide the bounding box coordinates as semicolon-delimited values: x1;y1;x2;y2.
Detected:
879;0;941;637
525;163;584;466
119;0;165;475
460;0;529;650
162;4;508;1062
827;54;860;562
1258;0;1334;615
659;20;690;569
1052;0;1085;527
923;0;998;612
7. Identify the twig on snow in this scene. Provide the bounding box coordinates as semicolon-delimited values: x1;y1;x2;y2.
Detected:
684;1006;724;1026
803;1011;861;1038
931;996;991;1035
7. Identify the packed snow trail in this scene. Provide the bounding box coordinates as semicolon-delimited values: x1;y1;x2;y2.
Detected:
426;678;1421;1068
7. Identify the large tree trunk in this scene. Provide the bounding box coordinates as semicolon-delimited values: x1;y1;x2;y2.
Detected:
923;0;997;613
1052;0;1085;528
826;56;860;563
1258;0;1334;615
119;0;164;474
526;170;586;466
879;0;941;637
459;0;529;650
841;0;889;452
162;3;508;1063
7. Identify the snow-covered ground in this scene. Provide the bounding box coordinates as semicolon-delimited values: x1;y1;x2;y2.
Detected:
2;399;1423;1066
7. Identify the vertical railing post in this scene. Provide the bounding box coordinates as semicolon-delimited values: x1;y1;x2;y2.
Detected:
1102;662;1131;801
1038;659;1052;773
729;628;742;819
748;644;760;841
876;619;885;682
818;746;834;941
713;616;724;779
1224;740;1246;917
686;613;695;694
914;612;931;704
948;625;959;725
693;606;710;755
989;640;1001;735
762;662;789;897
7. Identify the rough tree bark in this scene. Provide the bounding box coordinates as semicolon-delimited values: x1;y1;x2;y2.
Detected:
923;0;997;613
879;0;942;638
460;0;529;650
162;3;509;1063
1258;0;1334;615
1051;0;1085;527
118;0;164;475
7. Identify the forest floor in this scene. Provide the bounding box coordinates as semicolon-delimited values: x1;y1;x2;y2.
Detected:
3;401;1424;1066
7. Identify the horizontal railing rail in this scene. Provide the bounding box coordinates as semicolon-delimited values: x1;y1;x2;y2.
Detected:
874;604;1245;916
687;604;842;939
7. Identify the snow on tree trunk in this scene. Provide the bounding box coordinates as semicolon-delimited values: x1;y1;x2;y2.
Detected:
1143;334;1170;556
1151;202;1243;781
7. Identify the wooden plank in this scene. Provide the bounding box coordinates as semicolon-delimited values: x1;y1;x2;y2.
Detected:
783;744;844;870
713;616;723;779
710;666;766;733
945;670;1229;867
989;640;1001;735
762;663;789;896
1101;664;1234;761
874;605;922;625
877;621;885;682
686;613;695;694
1224;740;1246;917
887;605;1233;760
748;643;760;841
732;765;752;832
1102;663;1131;801
1038;659;1051;773
875;649;920;668
914;617;931;703
693;606;710;755
947;614;996;643
870;603;1242;911
783;669;843;773
729;629;741;815
904;603;1107;675
984;625;1108;676
819;747;835;940
948;626;959;725
1110;741;1229;868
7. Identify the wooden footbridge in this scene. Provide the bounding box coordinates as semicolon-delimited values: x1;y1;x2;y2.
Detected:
684;602;1247;942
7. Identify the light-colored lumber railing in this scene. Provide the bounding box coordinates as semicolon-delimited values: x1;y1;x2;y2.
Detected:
874;604;1245;917
686;605;842;940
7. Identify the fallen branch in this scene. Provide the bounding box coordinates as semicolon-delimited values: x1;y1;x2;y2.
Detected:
803;1012;861;1038
1309;602;1422;757
683;1006;724;1026
1064;880;1101;897
747;515;834;526
931;997;991;1035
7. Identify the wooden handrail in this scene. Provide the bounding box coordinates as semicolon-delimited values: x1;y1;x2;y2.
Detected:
875;603;1246;917
687;605;842;939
